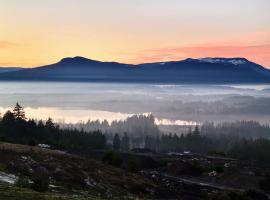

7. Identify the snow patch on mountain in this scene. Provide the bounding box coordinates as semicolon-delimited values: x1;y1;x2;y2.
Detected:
198;58;247;65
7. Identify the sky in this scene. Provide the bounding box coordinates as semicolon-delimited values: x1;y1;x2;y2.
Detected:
0;0;270;68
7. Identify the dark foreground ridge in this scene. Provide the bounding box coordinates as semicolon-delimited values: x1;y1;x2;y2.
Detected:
0;142;165;200
1;142;270;200
0;56;270;83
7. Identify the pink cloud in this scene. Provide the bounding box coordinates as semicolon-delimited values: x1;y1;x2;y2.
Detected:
130;44;270;68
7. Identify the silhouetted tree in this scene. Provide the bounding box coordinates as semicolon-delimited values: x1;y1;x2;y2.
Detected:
193;125;200;136
2;110;15;125
13;103;26;120
45;118;54;129
121;132;130;151
113;133;121;150
144;136;151;149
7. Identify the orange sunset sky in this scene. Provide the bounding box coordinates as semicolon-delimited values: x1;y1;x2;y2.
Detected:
0;0;270;68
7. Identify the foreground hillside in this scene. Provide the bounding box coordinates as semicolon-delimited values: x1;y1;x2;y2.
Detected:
1;142;270;200
0;142;165;200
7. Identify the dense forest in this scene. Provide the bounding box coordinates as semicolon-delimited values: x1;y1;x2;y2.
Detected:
61;114;160;137
62;115;270;139
0;103;106;150
201;121;270;139
143;129;270;162
1;103;270;163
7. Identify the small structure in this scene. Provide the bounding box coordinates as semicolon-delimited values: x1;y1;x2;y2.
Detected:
208;171;217;177
37;144;51;149
183;151;191;154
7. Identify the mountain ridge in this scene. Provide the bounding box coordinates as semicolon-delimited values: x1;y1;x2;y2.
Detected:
0;67;23;73
0;56;269;84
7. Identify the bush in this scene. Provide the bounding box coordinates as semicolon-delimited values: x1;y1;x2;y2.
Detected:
15;176;31;188
32;168;49;192
210;165;224;173
259;178;270;192
127;158;140;173
0;163;7;171
190;161;204;175
244;190;268;200
255;170;262;177
32;176;49;192
102;151;123;167
28;139;36;146
208;190;268;200
0;136;7;142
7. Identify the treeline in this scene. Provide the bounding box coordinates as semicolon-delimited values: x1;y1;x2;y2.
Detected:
1;103;270;163
0;103;106;150
63;114;160;137
62;114;159;149
229;138;270;162
144;126;213;153
144;126;270;162
70;117;270;143
201;121;270;139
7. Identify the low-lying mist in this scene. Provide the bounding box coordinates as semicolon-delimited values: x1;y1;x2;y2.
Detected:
0;82;270;125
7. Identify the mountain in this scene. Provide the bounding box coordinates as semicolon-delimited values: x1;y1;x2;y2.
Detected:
0;56;269;83
0;67;23;73
137;57;270;83
0;56;135;82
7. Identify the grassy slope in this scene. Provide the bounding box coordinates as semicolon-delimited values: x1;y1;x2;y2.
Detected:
0;142;162;200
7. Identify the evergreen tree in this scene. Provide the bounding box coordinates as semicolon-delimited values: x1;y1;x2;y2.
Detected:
13;103;26;120
144;136;151;149
45;118;54;129
113;133;121;150
121;132;130;151
2;110;15;124
155;135;161;152
193;125;200;136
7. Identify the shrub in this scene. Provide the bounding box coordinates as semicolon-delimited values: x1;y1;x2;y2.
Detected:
31;168;49;192
255;170;262;177
102;151;123;167
28;139;36;146
0;136;7;142
244;189;268;200
190;161;204;175
259;178;270;192
32;176;49;192
15;176;31;188
127;158;140;173
0;163;7;171
210;165;224;173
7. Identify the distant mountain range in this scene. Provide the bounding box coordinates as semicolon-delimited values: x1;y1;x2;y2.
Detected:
0;67;23;73
0;56;270;83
